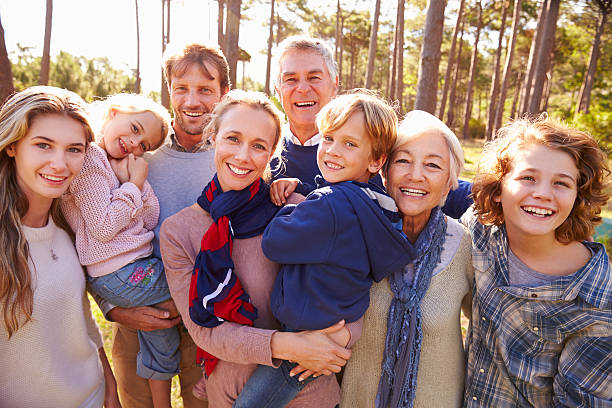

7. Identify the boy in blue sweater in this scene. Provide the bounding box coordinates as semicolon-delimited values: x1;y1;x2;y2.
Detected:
233;92;414;407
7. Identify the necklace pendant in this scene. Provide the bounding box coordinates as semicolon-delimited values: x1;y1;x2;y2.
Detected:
50;249;59;261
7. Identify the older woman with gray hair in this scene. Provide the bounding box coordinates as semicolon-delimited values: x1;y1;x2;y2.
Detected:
340;110;473;408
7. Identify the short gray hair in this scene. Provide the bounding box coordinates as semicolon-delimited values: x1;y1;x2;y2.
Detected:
274;36;338;85
390;110;465;206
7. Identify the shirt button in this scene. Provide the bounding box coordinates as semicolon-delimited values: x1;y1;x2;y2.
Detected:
479;368;485;373
473;396;478;401
482;317;486;321
531;293;538;298
533;327;539;331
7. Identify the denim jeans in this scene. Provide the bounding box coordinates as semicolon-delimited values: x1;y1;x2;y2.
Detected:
233;359;318;408
89;257;180;380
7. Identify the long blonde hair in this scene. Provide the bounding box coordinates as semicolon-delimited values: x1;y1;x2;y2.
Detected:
0;86;94;337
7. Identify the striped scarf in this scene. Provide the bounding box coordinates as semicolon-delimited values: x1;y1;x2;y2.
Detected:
188;174;279;376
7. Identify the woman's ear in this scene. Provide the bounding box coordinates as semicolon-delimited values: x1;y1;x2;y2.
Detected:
5;143;16;157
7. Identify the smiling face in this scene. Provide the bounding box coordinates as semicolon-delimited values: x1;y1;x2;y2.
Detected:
495;143;579;242
170;62;226;148
386;132;451;234
317;111;383;184
276;50;338;136
99;110;162;158
6;113;87;212
213;104;279;192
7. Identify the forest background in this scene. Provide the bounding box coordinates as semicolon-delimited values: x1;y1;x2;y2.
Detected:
1;0;611;144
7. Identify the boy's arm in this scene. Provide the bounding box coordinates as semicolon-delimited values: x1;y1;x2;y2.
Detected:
553;334;612;406
262;192;335;265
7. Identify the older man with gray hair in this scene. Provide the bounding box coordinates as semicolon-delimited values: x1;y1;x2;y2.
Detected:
270;36;339;194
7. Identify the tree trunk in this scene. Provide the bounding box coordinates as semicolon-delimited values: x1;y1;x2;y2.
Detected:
542;61;553;112
388;18;398;100
364;0;381;88
519;0;547;115
494;0;522;134
439;0;465;119
225;0;241;89
447;17;465;128
134;0;141;93
485;0;508;140
335;0;341;63
161;0;171;108
0;16;14;105
575;5;609;116
339;13;344;89
527;0;560;114
39;0;53;85
462;0;482;139
218;0;225;52
350;48;356;89
395;0;405;112
264;0;275;95
415;0;447;114
509;70;523;120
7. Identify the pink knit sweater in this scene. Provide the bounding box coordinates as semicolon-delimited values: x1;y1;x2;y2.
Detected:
61;143;160;277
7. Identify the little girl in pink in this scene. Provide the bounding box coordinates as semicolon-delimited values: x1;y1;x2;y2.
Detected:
61;93;176;408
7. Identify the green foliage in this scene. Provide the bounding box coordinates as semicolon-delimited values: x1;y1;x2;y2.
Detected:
10;46;136;101
468;117;486;139
568;109;612;150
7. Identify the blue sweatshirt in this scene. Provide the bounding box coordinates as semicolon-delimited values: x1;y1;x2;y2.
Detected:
262;181;414;331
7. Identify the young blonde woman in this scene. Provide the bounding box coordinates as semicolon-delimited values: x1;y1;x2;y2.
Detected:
0;86;120;408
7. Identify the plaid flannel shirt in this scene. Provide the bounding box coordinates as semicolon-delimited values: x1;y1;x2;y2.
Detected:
462;209;612;407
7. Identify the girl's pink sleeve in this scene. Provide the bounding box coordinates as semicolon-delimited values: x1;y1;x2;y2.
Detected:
140;181;160;231
68;148;149;242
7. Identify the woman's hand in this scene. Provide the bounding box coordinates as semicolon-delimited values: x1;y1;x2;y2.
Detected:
289;323;351;380
271;320;351;376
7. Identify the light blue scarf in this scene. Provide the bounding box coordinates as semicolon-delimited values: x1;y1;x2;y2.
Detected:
376;206;447;408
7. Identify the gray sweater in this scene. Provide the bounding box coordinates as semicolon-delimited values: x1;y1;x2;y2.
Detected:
144;143;215;259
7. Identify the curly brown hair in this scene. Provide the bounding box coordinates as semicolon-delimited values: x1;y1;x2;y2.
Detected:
472;116;610;243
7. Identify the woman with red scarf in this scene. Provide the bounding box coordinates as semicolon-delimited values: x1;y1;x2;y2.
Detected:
159;90;355;407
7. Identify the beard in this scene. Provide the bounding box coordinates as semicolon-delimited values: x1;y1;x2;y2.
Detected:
173;110;214;136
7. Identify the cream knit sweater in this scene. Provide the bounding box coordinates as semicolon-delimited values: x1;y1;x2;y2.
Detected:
340;217;473;408
0;219;105;408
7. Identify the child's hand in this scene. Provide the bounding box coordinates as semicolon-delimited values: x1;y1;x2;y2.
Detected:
109;157;130;184
270;178;299;206
127;153;148;191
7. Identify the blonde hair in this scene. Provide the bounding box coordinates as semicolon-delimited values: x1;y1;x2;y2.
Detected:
92;93;171;151
316;90;398;167
387;110;465;206
205;90;284;180
0;86;94;337
473;116;610;243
